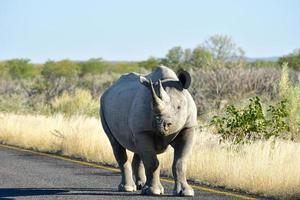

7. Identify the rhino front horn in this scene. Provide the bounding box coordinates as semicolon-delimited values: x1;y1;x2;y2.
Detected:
150;79;165;112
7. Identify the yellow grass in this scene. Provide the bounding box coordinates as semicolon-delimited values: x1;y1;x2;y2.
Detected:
0;113;300;198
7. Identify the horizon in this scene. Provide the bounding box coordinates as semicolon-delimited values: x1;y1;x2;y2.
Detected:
1;0;299;63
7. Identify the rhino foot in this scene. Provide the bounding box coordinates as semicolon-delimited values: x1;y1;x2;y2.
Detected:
173;185;194;196
118;183;137;192
141;184;164;195
136;180;145;190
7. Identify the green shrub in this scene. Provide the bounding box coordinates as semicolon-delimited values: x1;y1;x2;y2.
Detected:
0;62;8;77
110;62;140;73
42;60;79;79
138;57;161;70
210;96;289;144
79;58;109;76
278;49;300;70
5;59;39;79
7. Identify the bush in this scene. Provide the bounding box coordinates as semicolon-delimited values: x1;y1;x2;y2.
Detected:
110;62;141;73
42;60;79;79
138;57;161;70
0;95;30;113
210;96;289;144
78;72;119;98
5;59;39;79
190;67;280;115
278;49;300;70
40;60;80;100
0;62;8;77
79;58;109;76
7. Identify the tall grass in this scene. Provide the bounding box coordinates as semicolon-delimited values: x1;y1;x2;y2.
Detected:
0;113;299;198
51;89;99;117
279;63;300;140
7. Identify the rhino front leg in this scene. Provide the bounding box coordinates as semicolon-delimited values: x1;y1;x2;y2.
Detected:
132;153;146;190
171;127;195;196
141;154;164;195
136;134;164;195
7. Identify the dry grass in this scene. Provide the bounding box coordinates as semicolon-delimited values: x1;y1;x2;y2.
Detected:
0;113;300;198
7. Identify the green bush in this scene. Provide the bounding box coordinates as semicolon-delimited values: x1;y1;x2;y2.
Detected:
42;60;79;79
110;62;141;73
0;62;8;77
278;49;300;70
79;58;109;76
138;57;161;70
210;96;289;144
5;59;39;79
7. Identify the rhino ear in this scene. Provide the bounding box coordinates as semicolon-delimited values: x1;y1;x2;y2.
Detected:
139;76;150;88
177;69;191;89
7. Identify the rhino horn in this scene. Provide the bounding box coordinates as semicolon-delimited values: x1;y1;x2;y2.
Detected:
150;79;165;111
158;79;170;102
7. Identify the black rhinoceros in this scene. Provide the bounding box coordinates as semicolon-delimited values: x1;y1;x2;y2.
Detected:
100;66;197;196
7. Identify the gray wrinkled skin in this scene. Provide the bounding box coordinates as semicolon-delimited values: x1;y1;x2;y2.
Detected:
100;66;197;196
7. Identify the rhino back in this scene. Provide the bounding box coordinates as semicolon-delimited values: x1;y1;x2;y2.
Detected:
146;65;178;81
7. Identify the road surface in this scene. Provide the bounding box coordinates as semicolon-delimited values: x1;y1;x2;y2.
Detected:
0;145;256;200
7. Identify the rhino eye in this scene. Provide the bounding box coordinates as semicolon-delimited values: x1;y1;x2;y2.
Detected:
177;106;181;109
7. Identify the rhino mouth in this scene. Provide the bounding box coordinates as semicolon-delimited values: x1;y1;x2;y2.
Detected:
153;115;172;136
155;124;170;136
157;130;167;136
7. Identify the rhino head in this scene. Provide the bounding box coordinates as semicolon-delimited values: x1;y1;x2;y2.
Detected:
139;70;192;136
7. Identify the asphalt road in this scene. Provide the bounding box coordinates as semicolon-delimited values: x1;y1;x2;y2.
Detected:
0;145;254;200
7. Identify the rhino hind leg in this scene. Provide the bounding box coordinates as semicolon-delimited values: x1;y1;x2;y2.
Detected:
100;111;136;192
132;153;146;190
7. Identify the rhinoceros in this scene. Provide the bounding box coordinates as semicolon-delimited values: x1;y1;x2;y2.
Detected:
100;66;197;196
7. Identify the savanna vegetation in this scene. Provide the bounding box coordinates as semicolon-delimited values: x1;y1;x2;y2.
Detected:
1;35;300;198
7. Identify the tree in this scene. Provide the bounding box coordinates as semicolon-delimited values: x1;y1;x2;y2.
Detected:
278;49;300;70
203;34;245;68
183;48;193;65
165;46;184;69
191;46;213;68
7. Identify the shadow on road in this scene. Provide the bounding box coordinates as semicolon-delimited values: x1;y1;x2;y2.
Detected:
0;188;175;198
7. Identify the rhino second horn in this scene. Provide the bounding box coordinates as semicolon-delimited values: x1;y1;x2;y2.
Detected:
158;79;170;102
150;79;165;111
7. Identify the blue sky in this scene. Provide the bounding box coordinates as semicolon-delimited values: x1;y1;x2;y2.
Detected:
0;0;299;63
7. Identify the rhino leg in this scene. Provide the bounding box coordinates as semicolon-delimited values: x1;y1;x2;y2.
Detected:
107;137;136;192
171;127;195;196
136;133;164;195
100;113;136;192
132;153;146;190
